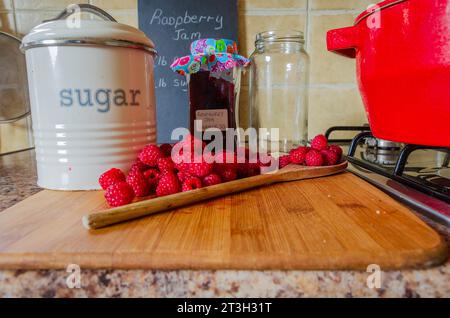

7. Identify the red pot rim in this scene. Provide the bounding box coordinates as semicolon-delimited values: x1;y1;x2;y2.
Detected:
354;0;409;25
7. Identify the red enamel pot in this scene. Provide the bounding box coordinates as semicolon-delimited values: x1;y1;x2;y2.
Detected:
327;0;450;147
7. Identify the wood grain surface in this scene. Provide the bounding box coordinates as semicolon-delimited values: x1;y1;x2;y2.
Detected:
0;172;446;270
84;162;348;229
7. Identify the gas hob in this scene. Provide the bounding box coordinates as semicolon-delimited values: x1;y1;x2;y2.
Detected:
326;126;450;226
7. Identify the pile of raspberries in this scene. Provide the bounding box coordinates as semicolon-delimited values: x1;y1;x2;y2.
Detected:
98;134;342;207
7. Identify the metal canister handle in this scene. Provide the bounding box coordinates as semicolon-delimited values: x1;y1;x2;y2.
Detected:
43;3;117;23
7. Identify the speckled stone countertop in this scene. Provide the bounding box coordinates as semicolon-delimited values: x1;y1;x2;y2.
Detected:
0;150;449;298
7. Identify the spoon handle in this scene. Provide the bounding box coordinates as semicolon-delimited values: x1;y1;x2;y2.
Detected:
83;173;278;230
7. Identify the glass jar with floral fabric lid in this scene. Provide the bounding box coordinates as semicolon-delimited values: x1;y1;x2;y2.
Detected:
171;38;249;146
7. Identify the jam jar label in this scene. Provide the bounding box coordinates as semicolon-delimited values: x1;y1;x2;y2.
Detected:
196;109;228;131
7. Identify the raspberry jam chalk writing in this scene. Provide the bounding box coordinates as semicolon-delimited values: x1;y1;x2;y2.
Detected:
149;9;224;40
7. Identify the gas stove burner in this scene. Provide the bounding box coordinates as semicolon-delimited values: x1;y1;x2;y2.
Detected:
362;148;400;165
365;137;402;150
361;137;402;165
438;167;450;179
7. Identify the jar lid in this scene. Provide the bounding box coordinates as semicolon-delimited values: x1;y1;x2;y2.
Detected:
20;4;156;55
171;38;249;76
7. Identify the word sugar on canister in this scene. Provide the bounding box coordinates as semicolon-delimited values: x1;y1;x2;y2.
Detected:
59;88;142;113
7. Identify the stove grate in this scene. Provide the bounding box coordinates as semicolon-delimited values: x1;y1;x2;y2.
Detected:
346;131;450;204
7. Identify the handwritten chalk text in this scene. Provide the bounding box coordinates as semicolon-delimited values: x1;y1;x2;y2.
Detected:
149;9;223;40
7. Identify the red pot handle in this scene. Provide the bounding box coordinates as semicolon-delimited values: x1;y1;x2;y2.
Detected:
326;26;358;58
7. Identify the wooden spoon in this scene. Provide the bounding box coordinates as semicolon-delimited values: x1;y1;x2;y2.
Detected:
82;161;348;230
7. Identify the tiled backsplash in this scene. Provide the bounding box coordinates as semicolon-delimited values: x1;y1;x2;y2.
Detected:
0;0;375;152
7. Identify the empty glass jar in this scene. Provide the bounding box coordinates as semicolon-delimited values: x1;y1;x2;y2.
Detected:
248;30;309;154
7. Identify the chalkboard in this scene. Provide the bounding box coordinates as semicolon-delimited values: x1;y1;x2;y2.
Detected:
138;0;238;143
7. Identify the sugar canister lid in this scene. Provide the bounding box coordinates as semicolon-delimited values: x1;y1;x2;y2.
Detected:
21;4;156;55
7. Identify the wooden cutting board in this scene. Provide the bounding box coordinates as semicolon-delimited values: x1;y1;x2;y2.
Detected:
0;172;446;270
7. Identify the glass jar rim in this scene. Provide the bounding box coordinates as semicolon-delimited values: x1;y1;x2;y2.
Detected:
255;30;305;44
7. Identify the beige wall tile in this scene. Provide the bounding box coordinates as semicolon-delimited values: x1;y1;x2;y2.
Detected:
0;12;14;33
0;0;12;10
15;10;56;35
239;0;306;10
58;1;139;27
309;13;357;84
308;87;367;138
14;0;89;10
311;0;374;10
0;117;31;153
239;13;306;56
90;0;137;10
15;9;138;34
112;11;138;28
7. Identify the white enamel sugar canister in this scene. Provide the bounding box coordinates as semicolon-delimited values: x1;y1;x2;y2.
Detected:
21;5;157;190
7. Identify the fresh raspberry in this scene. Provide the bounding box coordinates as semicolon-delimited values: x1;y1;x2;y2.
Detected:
248;161;261;171
156;173;180;197
258;153;274;167
181;177;203;192
157;157;175;173
214;150;238;170
104;182;135;207
241;148;259;165
126;170;151;197
289;146;308;164
219;167;238;182
236;164;260;178
321;149;339;166
279;155;291;169
174;134;205;159
172;135;207;166
138;144;163;167
174;161;190;172
235;147;258;174
236;146;250;162
328;145;343;159
98;168;126;190
177;171;193;183
143;168;160;191
159;143;173;157
236;163;251;178
187;156;214;178
171;145;192;166
202;173;222;186
215;150;237;163
305;149;324;166
246;167;260;177
171;143;184;164
129;159;150;174
310;134;328;151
